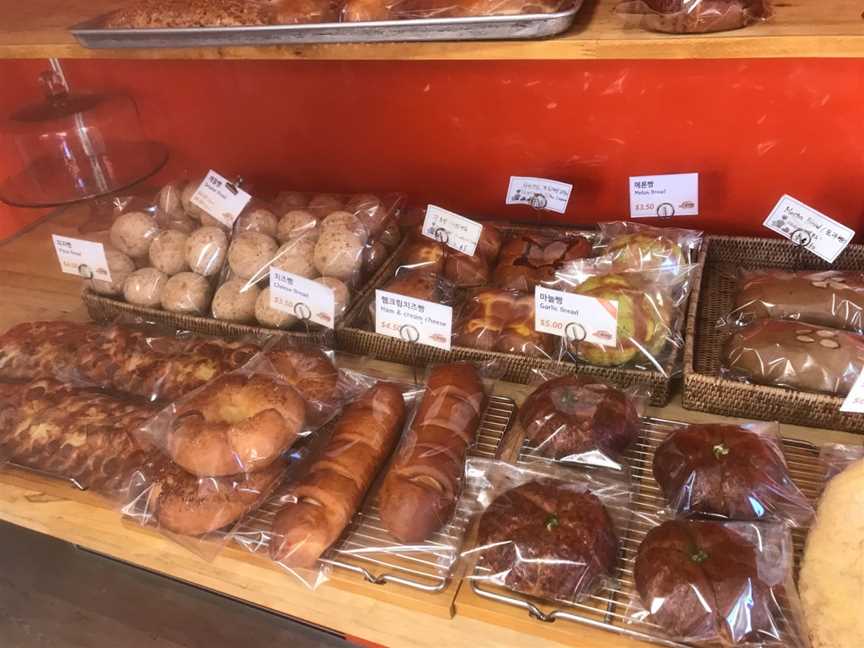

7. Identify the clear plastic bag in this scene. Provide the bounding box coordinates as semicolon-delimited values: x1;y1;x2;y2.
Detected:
721;318;864;396
213;191;404;329
799;444;864;648
0;378;159;494
492;228;593;291
653;420;813;525
397;218;503;288
365;0;569;21
728;268;864;333
0;319;260;402
517;368;648;469
628;518;806;647
556;264;698;375
453;287;555;358
572;220;703;277
238;379;415;587
615;0;772;34
462;458;629;603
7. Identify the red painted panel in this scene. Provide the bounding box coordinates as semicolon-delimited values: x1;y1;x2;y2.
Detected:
1;58;863;240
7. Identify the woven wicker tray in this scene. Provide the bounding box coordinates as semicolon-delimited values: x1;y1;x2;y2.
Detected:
682;235;864;433
83;239;405;344
337;224;694;406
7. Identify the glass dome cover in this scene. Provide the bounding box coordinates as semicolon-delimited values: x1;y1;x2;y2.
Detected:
0;70;167;208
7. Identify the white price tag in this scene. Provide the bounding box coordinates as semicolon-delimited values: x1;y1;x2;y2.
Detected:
422;205;483;256
535;286;618;347
506;176;572;214
763;194;854;263
52;235;111;282
629;173;699;218
190;170;252;228
840;372;864;413
269;268;335;329
375;290;452;351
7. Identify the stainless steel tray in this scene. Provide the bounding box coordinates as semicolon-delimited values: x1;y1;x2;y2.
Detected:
235;394;517;593
470;416;822;647
70;5;581;48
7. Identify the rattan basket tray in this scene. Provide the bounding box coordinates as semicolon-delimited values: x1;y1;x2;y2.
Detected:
337;224;696;406
682;235;864;433
82;239;405;345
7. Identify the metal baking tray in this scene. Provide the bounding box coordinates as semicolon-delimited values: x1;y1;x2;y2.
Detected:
235;394;517;593
70;4;582;48
470;417;822;647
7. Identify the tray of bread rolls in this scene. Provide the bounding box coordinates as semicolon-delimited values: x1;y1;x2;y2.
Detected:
683;235;864;433
235;393;517;592
338;222;686;405
71;1;583;48
466;416;822;647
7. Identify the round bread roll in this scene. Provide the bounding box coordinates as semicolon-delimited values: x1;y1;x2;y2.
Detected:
149;230;189;275
236;208;278;237
315;276;350;319
321;211;369;243
228;231;278;280
307;193;344;218
158;182;185;218
89;247;135;296
110;211;160;258
161;272;211;314
346;194;388;236
275;191;308;211
123;267;167;307
199;212;229;230
277;210;318;243
271;237;317;278
180;178;209;220
313;229;365;281
185;226;228;277
155;207;196;234
212;279;259;323
255;287;299;329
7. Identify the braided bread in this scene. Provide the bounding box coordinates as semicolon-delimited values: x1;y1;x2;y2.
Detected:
270;382;405;567
378;363;485;543
0;379;158;492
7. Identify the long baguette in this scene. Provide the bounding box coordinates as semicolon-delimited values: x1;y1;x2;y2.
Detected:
269;382;406;567
378;363;485;543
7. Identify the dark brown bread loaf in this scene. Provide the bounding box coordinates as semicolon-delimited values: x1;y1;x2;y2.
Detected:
635;521;777;643
518;375;640;462
653;423;811;522
722;319;864;395
476;480;619;600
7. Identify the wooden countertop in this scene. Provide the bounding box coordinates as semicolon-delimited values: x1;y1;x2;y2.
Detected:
0;0;863;61
0;206;861;647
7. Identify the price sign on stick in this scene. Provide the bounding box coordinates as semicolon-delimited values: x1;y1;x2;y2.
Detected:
190;170;251;228
270;268;335;329
422;205;483;256
763;194;854;263
506;176;573;214
375;290;453;351
535;286;618;347
52;235;111;282
629;173;699;219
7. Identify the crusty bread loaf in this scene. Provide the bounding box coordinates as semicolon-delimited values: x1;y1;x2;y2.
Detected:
378;363;485;543
102;0;276;28
270;382;406;567
799;457;864;648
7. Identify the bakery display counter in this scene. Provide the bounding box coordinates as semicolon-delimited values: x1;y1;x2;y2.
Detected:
0;0;863;60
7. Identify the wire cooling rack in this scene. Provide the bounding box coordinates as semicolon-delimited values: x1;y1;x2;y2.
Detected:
470;417;822;647
236;394;517;592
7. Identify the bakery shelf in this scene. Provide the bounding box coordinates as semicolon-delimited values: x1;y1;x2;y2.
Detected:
1;0;864;61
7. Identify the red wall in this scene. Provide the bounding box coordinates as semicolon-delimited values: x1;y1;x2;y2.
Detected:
1;58;863;239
